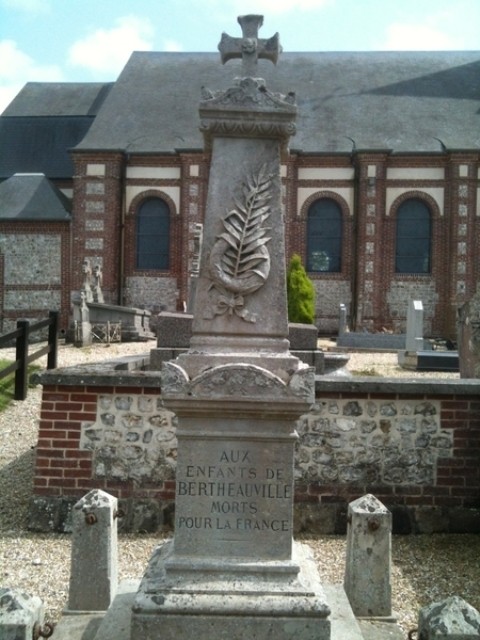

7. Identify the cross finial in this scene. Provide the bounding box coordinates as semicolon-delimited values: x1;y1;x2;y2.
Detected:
218;14;281;78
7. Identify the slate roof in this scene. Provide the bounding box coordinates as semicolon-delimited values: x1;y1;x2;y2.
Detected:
2;82;113;117
0;82;113;179
74;50;480;155
0;173;71;221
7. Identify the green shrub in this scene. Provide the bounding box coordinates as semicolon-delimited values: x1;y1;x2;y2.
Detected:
286;254;316;324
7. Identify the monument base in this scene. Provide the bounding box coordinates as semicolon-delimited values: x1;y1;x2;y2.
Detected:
131;540;331;640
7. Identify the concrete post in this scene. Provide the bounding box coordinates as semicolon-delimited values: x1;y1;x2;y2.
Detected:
67;489;118;612
0;587;44;640
417;596;480;639
344;493;392;618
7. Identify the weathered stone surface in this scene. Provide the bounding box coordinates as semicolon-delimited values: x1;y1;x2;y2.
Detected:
337;332;406;350
156;312;192;347
458;286;480;378
68;489;118;612
123;275;178;314
289;322;318;349
132;541;331;640
0;587;44;640
344;494;392;618
418;595;480;639
162;361;314;401
296;398;449;486
80;393;177;483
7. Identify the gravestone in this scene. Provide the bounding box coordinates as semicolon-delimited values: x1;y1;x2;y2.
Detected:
457;287;480;378
398;300;424;369
339;303;348;335
73;291;93;347
131;14;331;640
405;300;424;352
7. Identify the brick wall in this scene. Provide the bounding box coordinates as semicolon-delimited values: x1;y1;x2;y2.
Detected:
71;153;124;306
34;384;176;505
2;151;478;337
294;390;480;533
29;373;480;534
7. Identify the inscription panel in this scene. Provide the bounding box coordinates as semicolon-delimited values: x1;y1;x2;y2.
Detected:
174;436;294;561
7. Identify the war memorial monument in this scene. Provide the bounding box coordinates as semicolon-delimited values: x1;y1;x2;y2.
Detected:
130;14;331;639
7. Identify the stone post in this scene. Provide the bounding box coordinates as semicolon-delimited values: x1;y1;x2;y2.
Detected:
417;595;480;639
0;588;45;640
344;493;392;618
67;489;118;612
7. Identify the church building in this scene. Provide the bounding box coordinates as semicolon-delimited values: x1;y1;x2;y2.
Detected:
0;49;479;337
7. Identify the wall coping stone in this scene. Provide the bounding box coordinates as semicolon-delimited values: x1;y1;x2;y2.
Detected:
32;354;161;388
33;354;480;395
316;376;480;396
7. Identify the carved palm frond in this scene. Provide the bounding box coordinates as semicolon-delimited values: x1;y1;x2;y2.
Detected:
219;164;272;280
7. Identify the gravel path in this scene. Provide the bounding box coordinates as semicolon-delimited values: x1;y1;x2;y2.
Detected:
0;340;478;636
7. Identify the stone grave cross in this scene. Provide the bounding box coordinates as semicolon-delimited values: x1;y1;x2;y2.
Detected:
218;14;281;77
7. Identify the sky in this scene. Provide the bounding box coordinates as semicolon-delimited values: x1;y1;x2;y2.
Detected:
1;0;480;113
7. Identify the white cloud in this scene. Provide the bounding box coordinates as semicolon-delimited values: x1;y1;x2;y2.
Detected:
163;40;183;52
241;0;332;12
0;39;62;113
68;15;155;76
206;0;332;18
379;23;458;51
1;0;50;13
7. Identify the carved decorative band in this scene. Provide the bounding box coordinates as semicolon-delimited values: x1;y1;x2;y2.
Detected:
200;119;296;141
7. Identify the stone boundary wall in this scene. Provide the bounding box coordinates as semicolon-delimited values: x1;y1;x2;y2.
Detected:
29;364;480;534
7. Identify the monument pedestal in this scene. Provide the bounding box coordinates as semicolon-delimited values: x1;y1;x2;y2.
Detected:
131;540;330;640
130;361;330;639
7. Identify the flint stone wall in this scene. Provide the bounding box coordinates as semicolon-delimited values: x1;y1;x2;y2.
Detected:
123;276;178;314
29;361;480;535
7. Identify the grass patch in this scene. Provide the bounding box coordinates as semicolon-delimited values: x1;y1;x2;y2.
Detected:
0;359;41;411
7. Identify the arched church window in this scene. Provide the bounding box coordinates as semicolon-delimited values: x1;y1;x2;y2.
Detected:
306;198;342;272
136;197;170;270
395;198;431;274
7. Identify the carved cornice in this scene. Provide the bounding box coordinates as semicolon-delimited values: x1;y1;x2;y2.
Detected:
199;77;296;146
161;361;315;401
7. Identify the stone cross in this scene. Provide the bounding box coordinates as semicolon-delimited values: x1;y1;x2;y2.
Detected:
218;14;281;77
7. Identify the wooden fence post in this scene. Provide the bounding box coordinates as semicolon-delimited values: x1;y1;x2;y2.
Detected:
14;319;30;401
47;310;59;369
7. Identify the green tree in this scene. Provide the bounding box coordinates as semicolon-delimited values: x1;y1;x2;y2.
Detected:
286;254;316;324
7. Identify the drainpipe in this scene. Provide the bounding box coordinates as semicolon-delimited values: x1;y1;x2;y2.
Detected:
349;143;360;332
118;153;127;306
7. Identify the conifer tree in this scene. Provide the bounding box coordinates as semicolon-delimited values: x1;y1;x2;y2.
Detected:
286;254;316;324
